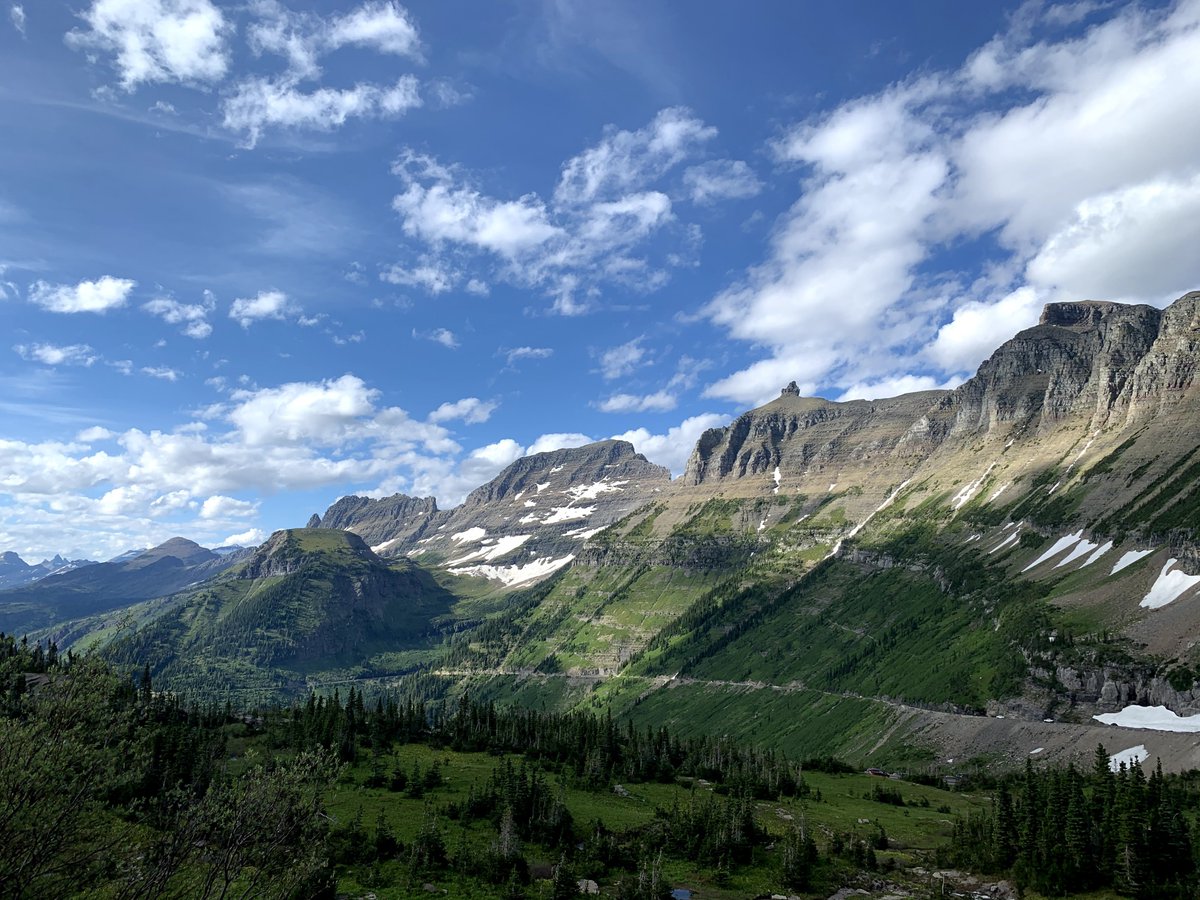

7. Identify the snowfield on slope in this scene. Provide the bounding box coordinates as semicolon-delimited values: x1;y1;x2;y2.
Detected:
1094;705;1200;733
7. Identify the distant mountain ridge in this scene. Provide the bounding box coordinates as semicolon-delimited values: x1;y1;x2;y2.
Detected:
0;537;248;636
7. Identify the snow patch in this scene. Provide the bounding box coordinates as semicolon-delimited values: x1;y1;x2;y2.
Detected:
990;531;1019;554
1109;745;1148;772
549;465;563;473
518;514;540;524
1022;531;1084;572
1095;704;1200;733
952;464;995;511
1111;549;1154;575
450;554;575;586
1082;540;1114;567
448;534;533;566
828;483;837;492
1140;559;1200;609
758;517;768;532
451;527;487;544
565;479;627;502
544;505;596;524
1029;748;1044;755
523;500;537;507
988;482;1011;503
772;466;781;495
564;526;606;541
535;482;551;493
1054;536;1103;569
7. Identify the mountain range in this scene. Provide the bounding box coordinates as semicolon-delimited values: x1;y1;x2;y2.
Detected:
5;291;1200;773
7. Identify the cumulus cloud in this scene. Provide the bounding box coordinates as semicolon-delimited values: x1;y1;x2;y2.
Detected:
15;343;98;367
222;75;421;147
703;1;1200;402
67;0;231;90
222;527;266;547
392;151;561;258
0;372;512;557
612;412;731;476
143;291;215;338
525;432;594;456
427;397;497;425
29;276;135;313
228;290;299;327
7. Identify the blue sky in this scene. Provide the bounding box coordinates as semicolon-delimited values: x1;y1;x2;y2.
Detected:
2;0;1198;560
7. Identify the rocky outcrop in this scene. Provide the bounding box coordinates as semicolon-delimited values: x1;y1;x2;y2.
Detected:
314;494;443;551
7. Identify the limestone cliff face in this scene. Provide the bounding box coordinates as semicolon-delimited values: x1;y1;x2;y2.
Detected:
312;494;444;552
946;300;1163;436
682;392;942;487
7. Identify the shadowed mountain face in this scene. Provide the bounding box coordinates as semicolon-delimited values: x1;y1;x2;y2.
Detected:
0;538;245;636
0;552;95;591
104;528;458;702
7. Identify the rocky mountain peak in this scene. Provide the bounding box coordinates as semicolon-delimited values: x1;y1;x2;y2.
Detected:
133;537;217;567
461;439;669;508
0;551;27;568
780;380;801;397
315;493;443;552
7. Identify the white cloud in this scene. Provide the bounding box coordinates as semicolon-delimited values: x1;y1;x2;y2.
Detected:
428;397;496;425
506;346;553;364
387;107;722;314
222;75;422;147
15;343;98;367
68;0;231;90
612;412;731;476
555;106;716;205
704;1;1200;404
597;390;676;413
199;494;257;519
328;1;421;58
381;260;458;294
599;337;647;380
1025;174;1200;301
413;327;459;349
77;426;114;442
247;0;422;78
223;527;266;547
228;374;377;447
392;151;561;258
228;290;298;327
682;159;762;204
143;291;215;338
927;287;1045;374
29;276;135;313
9;4;24;35
837;374;962;402
526;432;594;456
141;366;180;381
